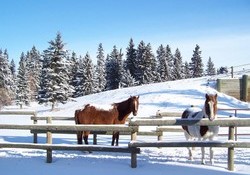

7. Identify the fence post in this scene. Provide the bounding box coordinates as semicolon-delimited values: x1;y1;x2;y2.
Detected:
131;149;137;168
33;112;38;143
228;123;235;171
93;133;97;145
242;75;248;102
46;117;52;163
231;66;234;78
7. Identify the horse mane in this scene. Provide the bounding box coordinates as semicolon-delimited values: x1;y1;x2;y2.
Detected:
114;97;133;121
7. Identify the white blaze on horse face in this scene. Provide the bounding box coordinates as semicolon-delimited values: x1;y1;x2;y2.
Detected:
133;99;139;116
208;101;215;121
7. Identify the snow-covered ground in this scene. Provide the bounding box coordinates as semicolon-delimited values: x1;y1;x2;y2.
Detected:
1;76;250;175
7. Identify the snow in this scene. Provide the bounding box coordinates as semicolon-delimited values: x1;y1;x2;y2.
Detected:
1;76;250;175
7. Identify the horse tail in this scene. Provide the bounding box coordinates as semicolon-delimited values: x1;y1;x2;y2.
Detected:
74;109;80;124
75;104;90;124
181;109;191;135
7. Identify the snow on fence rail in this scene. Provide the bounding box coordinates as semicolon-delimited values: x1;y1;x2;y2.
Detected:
0;123;140;168
1;109;250;170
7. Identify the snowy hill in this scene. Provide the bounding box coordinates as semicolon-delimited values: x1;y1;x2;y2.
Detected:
1;76;250;175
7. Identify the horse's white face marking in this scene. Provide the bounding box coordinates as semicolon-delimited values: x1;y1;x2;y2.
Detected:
132;96;139;116
207;101;215;121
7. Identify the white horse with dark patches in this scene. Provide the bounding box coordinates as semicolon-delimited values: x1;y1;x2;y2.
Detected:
181;94;219;165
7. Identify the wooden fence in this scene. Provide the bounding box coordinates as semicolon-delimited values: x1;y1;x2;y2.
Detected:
1;110;250;170
129;117;250;171
217;74;250;102
0;123;140;168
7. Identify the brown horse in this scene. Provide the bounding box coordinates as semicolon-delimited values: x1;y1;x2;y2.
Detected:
75;96;139;146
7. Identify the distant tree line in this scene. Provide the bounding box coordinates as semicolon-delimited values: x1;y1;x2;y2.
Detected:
0;32;221;110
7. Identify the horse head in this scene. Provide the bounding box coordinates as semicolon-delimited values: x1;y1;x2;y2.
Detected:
130;96;139;116
204;93;218;121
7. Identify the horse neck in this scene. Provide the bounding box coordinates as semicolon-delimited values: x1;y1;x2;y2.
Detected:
115;99;133;121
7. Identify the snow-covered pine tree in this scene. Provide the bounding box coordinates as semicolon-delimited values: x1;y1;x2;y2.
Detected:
172;48;184;80
119;69;137;88
0;49;14;106
143;43;160;84
10;59;16;77
16;52;31;108
96;43;106;92
206;57;216;76
166;45;174;80
105;46;123;90
134;41;146;84
183;61;191;79
125;38;137;79
26;46;42;100
82;53;96;95
156;44;168;82
190;44;204;78
38;32;73;110
73;56;84;97
67;51;78;97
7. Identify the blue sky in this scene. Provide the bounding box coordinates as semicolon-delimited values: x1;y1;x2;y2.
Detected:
1;0;250;68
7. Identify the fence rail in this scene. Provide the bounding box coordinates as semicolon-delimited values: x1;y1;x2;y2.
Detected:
1;109;250;170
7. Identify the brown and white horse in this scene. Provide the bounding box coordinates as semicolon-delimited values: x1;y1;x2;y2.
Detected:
75;96;139;146
181;93;219;164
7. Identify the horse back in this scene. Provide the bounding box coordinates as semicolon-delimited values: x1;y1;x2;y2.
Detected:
182;107;211;137
75;104;118;125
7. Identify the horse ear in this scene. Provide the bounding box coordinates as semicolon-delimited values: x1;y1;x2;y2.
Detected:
137;95;140;99
205;93;209;99
215;94;218;99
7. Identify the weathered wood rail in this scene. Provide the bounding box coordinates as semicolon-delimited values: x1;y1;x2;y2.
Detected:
129;117;250;171
0;123;140;168
1;109;250;170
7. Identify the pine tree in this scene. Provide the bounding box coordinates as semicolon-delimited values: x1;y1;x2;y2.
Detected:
172;48;184;80
67;51;79;97
96;43;106;92
119;69;137;88
73;56;84;97
105;46;123;90
206;57;216;76
156;44;168;81
38;32;72;110
143;43;160;84
82;53;96;95
183;61;191;79
10;59;16;76
190;44;204;78
26;46;42;100
134;41;146;84
16;52;31;108
0;49;15;102
166;45;174;80
125;38;137;79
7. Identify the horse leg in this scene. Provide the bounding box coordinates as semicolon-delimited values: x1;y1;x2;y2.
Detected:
115;132;120;146
210;147;214;164
184;131;193;160
209;137;214;164
201;138;206;164
77;131;83;144
201;146;206;164
111;131;119;146
83;131;90;145
111;132;116;146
